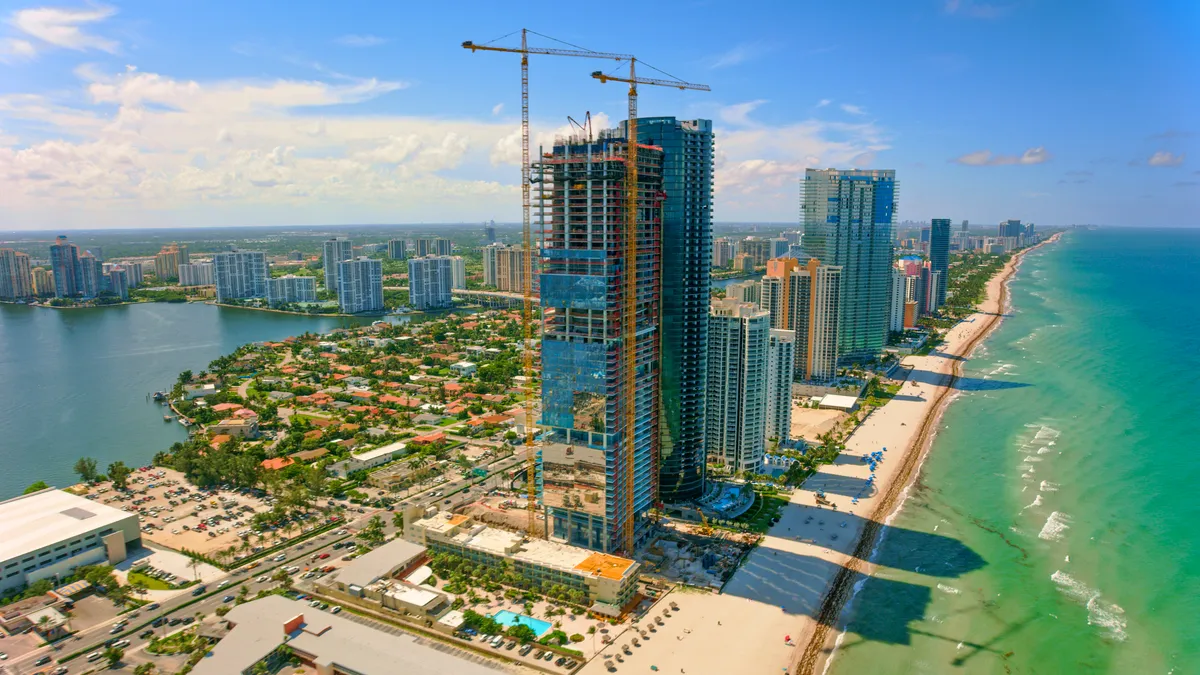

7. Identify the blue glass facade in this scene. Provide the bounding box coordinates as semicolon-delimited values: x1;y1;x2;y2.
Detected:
629;118;713;503
801;169;898;361
930;218;951;307
536;134;664;553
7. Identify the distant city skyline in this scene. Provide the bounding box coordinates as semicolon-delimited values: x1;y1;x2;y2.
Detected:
0;2;1196;230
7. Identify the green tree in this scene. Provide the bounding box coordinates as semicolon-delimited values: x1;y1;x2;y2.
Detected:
391;511;404;530
357;515;386;547
103;646;124;667
74;456;99;482
507;623;538;643
23;480;50;494
134;663;157;675
107;461;133;489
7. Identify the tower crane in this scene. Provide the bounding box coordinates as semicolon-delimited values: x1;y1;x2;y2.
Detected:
592;61;709;555
462;31;630;538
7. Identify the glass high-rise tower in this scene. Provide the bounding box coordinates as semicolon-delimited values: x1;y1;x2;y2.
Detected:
628;117;713;503
930;218;951;308
801;169;898;361
537;130;664;553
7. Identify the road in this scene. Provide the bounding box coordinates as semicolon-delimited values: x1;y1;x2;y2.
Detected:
7;447;524;674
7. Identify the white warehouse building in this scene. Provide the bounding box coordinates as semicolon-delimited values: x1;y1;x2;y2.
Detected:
0;489;141;595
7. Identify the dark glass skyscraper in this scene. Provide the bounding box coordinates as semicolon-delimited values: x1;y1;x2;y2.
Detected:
49;235;82;298
930;218;950;307
629;117;713;503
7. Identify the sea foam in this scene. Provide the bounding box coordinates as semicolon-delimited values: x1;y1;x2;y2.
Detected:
1039;511;1072;541
1050;570;1128;641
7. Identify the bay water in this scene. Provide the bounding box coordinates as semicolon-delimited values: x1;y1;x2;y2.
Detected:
0;302;378;498
829;228;1200;674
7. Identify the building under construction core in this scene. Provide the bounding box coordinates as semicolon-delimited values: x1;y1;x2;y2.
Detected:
536;130;664;554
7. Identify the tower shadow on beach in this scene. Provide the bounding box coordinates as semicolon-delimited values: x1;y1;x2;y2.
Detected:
905;368;1032;392
720;503;987;647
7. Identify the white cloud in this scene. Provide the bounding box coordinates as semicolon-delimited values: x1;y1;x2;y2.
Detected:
943;0;1011;19
710;43;772;69
0;65;519;225
1147;151;1184;167
10;4;118;54
491;103;504;116
840;103;866;116
719;100;768;126
952;146;1051;166
816;99;831;108
335;34;386;48
1;37;36;61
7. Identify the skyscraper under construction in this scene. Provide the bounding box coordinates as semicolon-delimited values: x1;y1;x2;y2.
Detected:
536;129;664;554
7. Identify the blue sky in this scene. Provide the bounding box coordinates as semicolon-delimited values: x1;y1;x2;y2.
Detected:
0;0;1197;230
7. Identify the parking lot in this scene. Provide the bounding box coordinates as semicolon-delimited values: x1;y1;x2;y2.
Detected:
80;467;332;561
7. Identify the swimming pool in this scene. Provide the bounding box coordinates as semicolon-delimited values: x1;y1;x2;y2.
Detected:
490;610;552;636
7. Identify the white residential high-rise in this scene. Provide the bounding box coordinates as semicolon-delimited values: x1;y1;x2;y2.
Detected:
107;268;129;300
888;268;906;333
267;275;317;305
407;256;454;310
712;238;734;268
449;256;466;290
322;237;353;293
415;237;452;258
482;243;502;287
726;279;760;304
0;248;33;300
178;262;215;287
705;298;770;473
765;328;795;446
213;250;268;302
387;239;407;260
336;257;384;314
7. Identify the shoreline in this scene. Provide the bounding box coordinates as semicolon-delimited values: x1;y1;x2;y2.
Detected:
794;232;1063;675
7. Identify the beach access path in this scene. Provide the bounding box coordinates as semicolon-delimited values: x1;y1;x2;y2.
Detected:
577;235;1059;675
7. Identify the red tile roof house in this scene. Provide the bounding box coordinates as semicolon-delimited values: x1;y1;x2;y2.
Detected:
411;431;446;444
261;457;295;471
212;402;241;413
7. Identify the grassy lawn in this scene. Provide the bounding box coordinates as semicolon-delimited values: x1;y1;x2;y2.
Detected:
733;492;789;533
128;571;173;590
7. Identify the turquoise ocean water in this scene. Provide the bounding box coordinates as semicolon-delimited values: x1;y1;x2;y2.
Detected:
830;228;1200;675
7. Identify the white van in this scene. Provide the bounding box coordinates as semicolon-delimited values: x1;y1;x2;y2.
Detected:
87;651;103;661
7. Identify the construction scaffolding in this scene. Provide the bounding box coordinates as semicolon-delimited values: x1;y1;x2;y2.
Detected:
534;130;664;554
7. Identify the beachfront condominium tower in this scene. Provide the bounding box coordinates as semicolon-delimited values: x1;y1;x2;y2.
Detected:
49;236;83;298
629;117;713;503
0;249;33;301
336;257;384;314
930;218;951;307
705;299;769;473
213;249;268;302
791;259;843;382
415;237;452;258
999;219;1023;238
537;129;664;553
888;268;906;333
765;328;795;445
407;255;454;310
387;239;408;260
801;168;898;361
322;237;353;293
760;257;843;382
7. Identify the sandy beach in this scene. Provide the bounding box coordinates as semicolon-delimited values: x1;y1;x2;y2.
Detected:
578;235;1059;675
